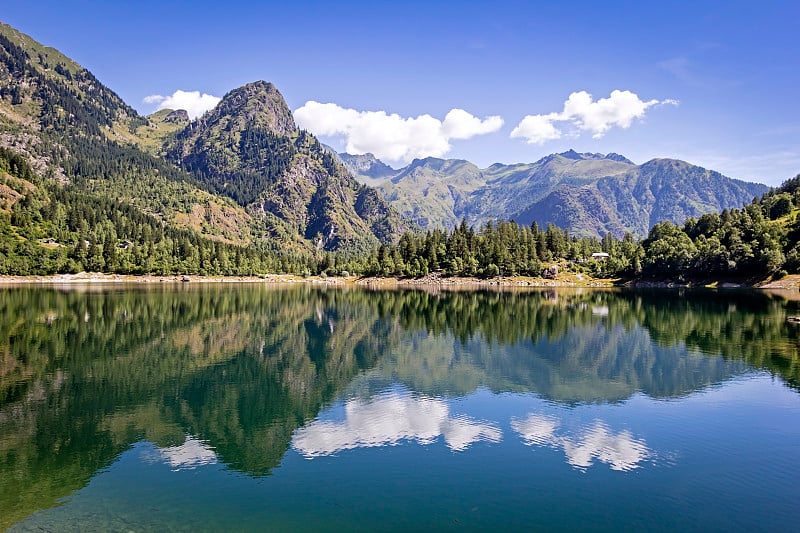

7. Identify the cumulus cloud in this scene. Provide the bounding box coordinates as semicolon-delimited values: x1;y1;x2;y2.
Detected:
511;414;651;471
143;90;221;119
294;101;503;164
510;113;564;144
511;90;678;145
292;392;502;457
441;108;504;139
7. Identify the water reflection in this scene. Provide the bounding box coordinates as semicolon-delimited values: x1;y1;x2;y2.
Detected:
1;285;799;529
511;414;650;471
143;436;219;471
373;323;748;403
292;390;502;456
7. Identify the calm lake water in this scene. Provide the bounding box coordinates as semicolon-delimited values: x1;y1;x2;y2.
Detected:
1;284;799;531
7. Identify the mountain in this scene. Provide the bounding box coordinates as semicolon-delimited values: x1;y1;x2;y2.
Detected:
128;108;190;156
0;20;777;276
515;157;768;237
165;81;408;251
0;22;407;277
0;22;262;249
339;152;397;185
380;157;486;229
349;150;768;238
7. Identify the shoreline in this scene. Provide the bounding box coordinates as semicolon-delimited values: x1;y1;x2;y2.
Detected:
0;272;613;288
0;273;327;285
0;272;797;289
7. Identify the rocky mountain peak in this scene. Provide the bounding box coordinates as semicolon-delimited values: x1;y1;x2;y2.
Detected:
199;80;297;136
161;109;190;123
407;157;446;171
406;157;472;174
559;149;584;160
605;153;634;164
554;150;634;164
340;152;382;170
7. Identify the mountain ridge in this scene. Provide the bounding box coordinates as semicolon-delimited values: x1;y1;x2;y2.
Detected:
341;150;768;238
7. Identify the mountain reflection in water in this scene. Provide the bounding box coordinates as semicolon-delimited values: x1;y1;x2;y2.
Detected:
1;285;799;530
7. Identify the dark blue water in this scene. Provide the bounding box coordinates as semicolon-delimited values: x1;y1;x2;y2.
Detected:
1;285;798;531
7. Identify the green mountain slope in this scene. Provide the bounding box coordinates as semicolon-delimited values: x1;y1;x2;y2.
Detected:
379;157;486;229
0;22;407;274
473;151;637;230
0;22;257;248
129;108;190;156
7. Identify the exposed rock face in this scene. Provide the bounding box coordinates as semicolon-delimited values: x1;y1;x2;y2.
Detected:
167;81;296;160
543;265;559;279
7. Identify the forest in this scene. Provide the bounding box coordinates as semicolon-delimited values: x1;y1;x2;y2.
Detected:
2;133;799;282
342;173;800;282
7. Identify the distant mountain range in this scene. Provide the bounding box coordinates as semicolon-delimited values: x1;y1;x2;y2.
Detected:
339;150;768;238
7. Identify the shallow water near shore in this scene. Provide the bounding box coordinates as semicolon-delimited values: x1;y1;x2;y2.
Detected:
2;285;799;531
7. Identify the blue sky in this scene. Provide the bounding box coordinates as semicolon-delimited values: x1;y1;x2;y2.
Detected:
3;1;798;185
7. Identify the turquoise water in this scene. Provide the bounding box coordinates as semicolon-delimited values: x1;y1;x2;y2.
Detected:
1;285;799;531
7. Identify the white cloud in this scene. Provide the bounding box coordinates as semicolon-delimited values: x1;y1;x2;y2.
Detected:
511;90;678;145
294;101;503;164
143;90;221;119
442;108;504;139
292;392;502;457
509;112;563;145
511;413;651;471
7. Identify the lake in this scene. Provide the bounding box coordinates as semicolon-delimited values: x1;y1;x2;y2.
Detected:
1;284;799;531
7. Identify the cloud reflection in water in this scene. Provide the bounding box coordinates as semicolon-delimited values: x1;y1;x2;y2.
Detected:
292;392;502;457
512;414;650;471
142;436;219;471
